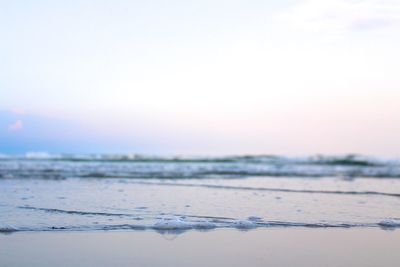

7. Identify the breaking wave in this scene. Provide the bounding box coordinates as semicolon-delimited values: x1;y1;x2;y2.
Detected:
1;153;400;179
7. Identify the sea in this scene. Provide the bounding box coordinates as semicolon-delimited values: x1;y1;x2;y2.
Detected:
1;153;400;233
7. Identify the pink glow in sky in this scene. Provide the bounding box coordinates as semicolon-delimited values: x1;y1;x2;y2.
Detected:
8;120;23;131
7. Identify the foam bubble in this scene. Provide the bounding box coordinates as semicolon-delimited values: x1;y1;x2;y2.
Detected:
153;217;192;230
192;220;216;229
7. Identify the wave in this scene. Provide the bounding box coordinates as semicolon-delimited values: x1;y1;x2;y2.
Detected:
0;153;397;166
3;218;398;234
1;165;400;179
1;153;400;179
1;203;396;233
127;181;400;198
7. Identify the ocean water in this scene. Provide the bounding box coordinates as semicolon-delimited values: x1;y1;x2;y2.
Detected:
1;154;400;233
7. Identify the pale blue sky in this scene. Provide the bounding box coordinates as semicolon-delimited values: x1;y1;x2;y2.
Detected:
1;0;400;155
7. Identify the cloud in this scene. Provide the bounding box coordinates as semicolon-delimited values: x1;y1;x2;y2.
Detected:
8;120;23;131
277;0;400;34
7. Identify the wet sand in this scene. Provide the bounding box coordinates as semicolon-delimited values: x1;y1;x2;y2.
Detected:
1;229;399;267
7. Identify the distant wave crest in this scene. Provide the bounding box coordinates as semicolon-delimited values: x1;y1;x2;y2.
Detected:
0;154;400;179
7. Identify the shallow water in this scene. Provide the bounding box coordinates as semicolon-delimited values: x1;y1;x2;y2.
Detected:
1;154;400;232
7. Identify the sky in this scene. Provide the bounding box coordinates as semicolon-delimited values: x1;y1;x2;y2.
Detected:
1;0;400;156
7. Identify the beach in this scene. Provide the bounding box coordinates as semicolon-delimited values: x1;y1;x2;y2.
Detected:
1;155;400;266
1;229;400;267
2;0;400;266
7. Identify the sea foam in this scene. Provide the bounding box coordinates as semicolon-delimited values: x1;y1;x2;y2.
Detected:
378;219;400;228
153;218;192;230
